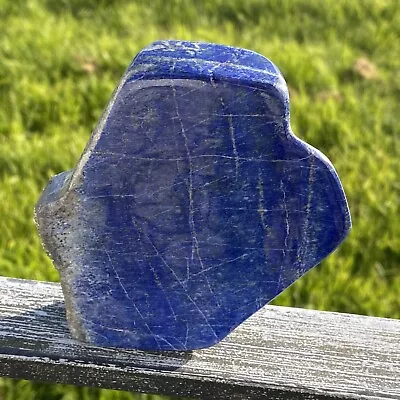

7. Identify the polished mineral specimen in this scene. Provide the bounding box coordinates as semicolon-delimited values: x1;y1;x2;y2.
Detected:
35;40;351;351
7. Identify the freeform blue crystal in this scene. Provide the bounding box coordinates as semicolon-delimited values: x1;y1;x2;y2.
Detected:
35;40;351;351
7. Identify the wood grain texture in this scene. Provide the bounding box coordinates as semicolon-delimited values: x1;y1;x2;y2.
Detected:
0;277;398;399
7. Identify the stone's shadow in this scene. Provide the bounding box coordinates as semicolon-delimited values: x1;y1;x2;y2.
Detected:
0;300;193;371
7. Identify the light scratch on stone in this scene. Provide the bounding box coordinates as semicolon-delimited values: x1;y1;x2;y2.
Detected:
186;257;190;282
184;322;189;348
228;114;239;179
92;150;312;164
147;261;178;321
133;217;219;340
280;179;290;257
210;69;240;179
300;155;315;266
104;248;162;350
97;323;180;351
171;79;220;309
190;253;250;277
257;170;268;233
305;156;315;232
105;249;131;300
131;219;184;286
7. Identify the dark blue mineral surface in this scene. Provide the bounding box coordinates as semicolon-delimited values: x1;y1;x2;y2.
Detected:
35;40;351;351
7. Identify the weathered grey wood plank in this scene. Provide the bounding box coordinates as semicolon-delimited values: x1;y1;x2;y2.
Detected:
0;276;398;399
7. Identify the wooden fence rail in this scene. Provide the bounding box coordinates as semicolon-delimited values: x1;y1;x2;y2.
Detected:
0;276;399;399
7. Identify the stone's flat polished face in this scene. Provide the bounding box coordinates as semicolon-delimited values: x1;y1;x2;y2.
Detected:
35;40;351;351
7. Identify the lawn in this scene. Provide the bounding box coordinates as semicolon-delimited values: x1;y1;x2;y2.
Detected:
0;0;399;399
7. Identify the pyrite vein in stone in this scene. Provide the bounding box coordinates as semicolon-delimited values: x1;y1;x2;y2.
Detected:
35;40;351;351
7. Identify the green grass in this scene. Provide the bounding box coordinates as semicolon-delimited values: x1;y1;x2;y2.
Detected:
1;0;399;398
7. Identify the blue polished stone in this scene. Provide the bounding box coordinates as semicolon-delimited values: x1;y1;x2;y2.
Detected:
35;40;351;351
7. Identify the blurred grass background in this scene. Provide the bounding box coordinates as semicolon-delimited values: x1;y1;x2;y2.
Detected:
0;0;399;398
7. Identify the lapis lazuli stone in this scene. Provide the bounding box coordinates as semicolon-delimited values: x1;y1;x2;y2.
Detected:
35;40;351;351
